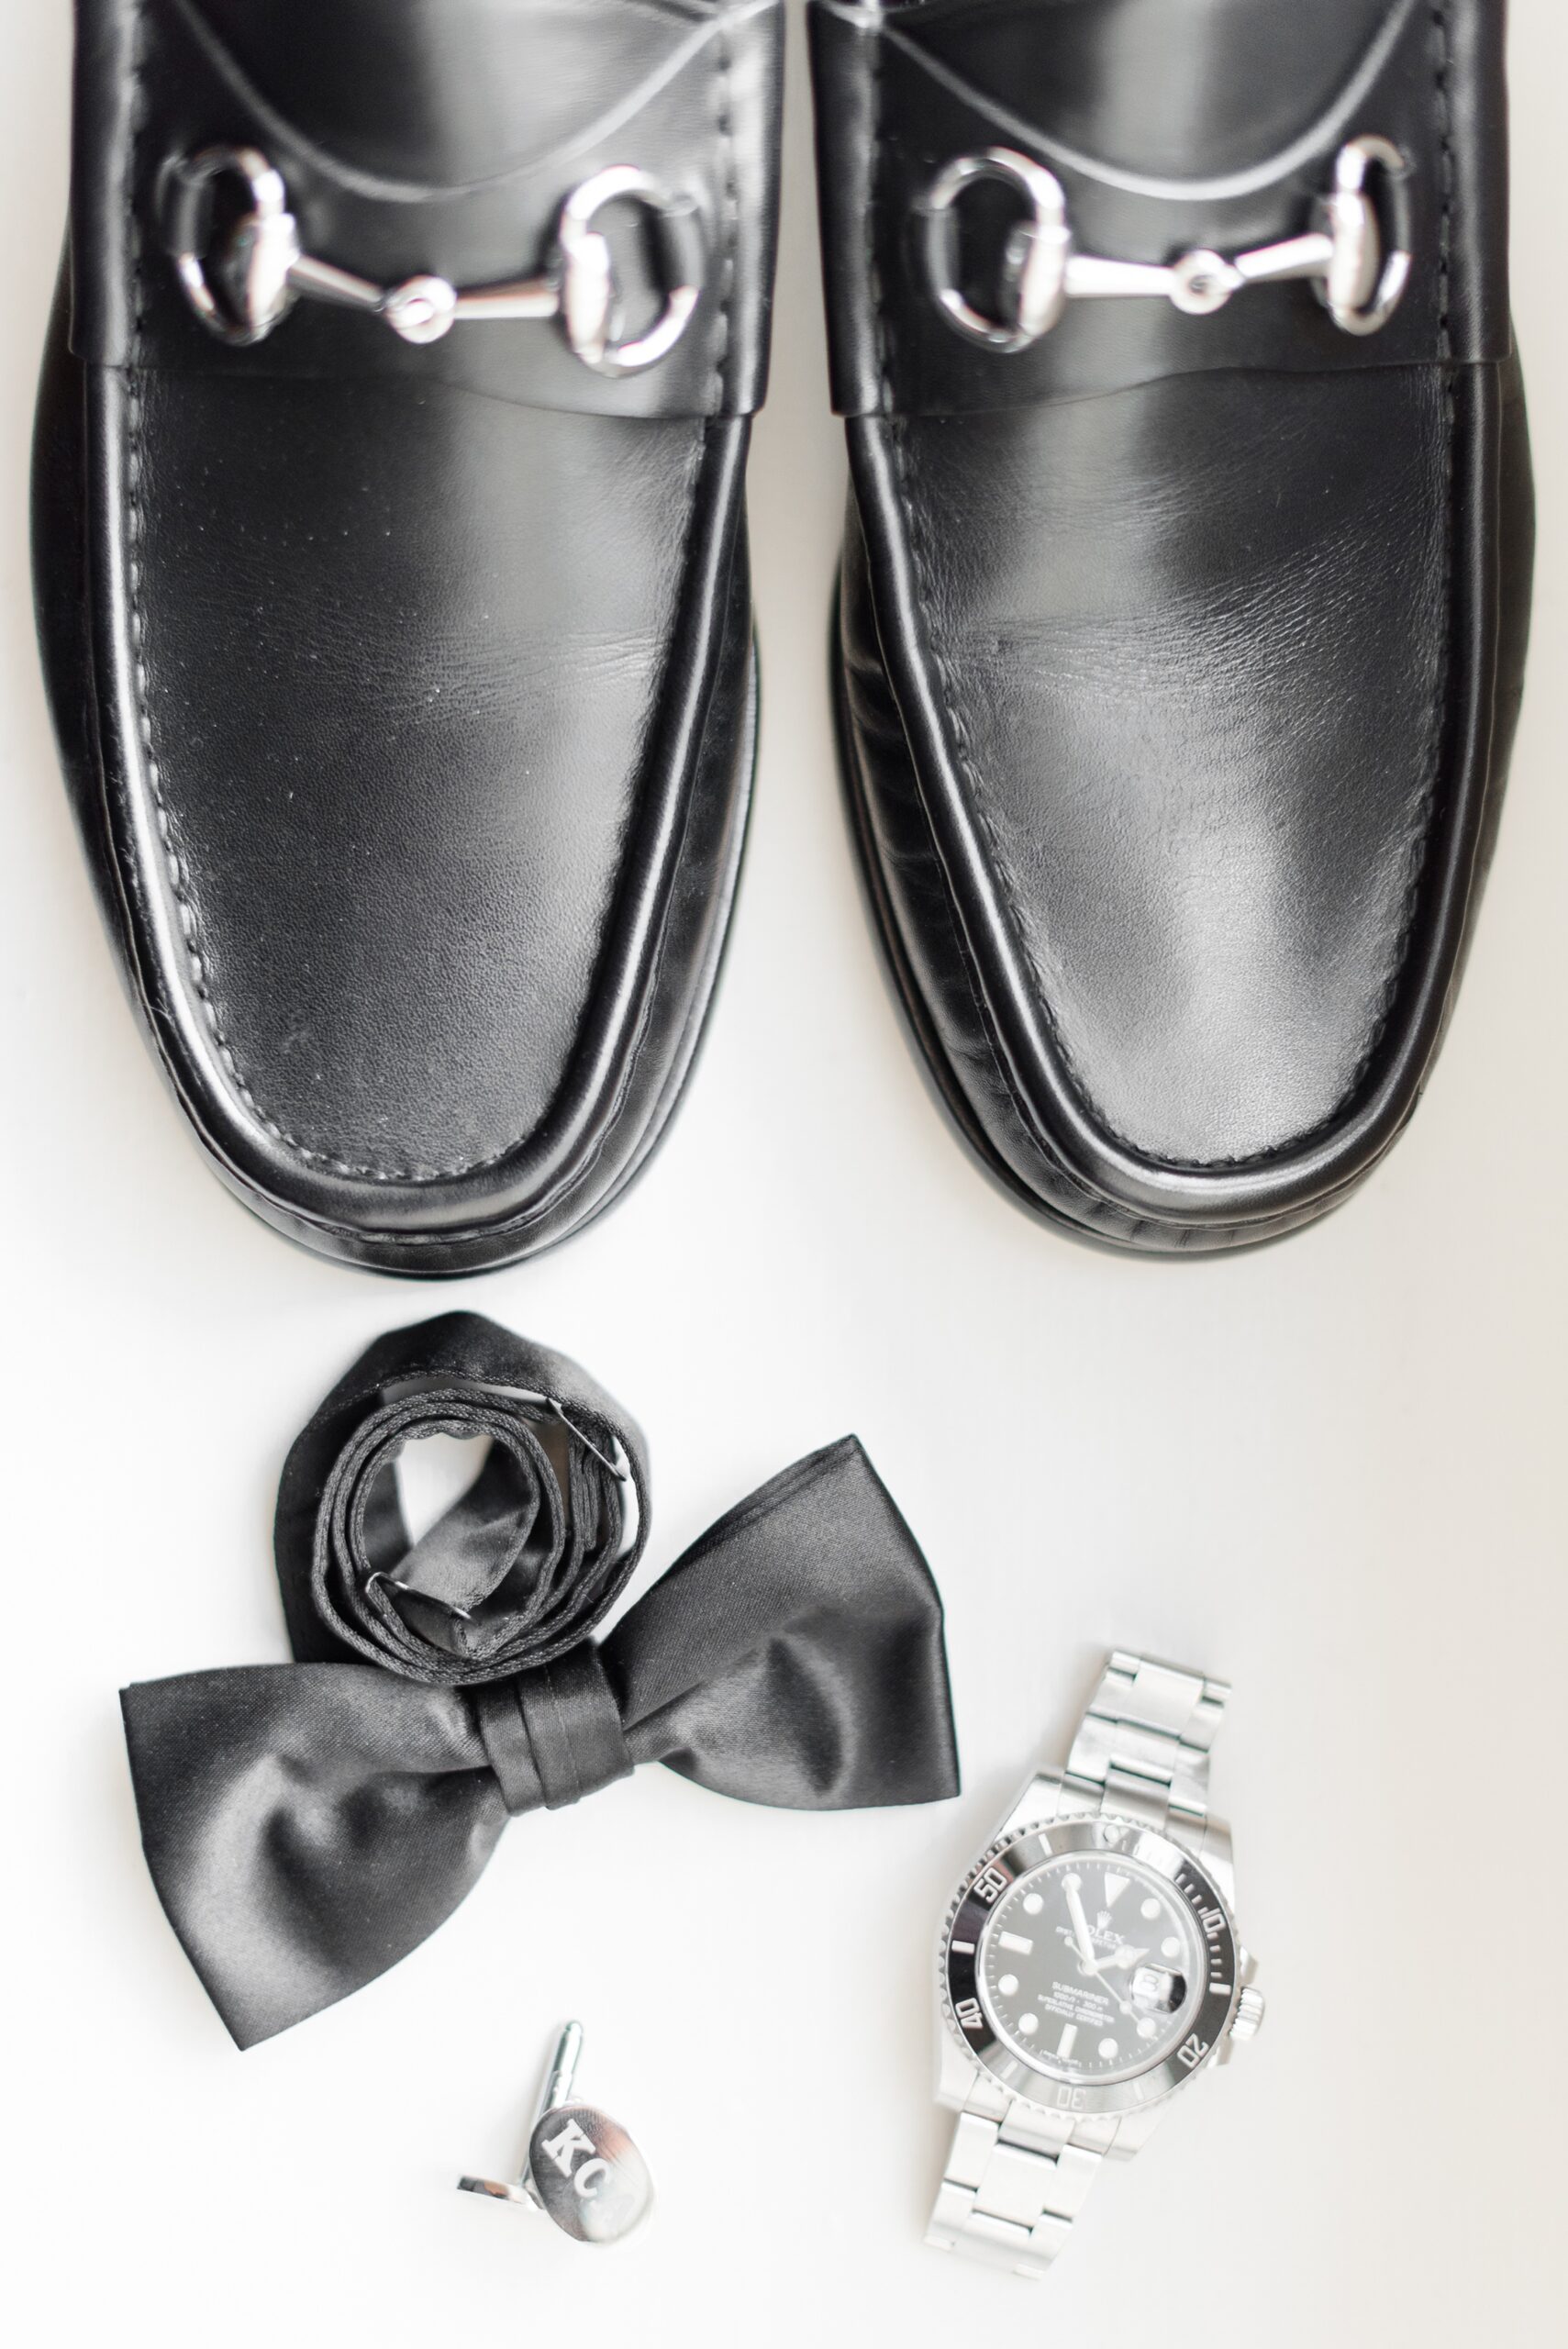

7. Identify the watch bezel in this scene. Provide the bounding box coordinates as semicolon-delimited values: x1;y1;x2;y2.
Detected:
940;1813;1240;2118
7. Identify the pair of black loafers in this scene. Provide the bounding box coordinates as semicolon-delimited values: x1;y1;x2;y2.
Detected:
34;0;1532;1272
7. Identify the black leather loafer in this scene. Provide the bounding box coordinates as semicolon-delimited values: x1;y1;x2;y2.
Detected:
34;0;782;1275
812;0;1532;1252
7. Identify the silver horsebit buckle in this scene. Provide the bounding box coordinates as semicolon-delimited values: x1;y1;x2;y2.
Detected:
918;133;1412;352
165;147;704;377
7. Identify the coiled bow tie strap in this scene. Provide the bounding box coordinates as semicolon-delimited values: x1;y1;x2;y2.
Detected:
271;1315;647;1678
121;1315;960;2049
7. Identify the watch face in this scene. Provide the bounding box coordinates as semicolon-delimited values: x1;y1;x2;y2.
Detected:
978;1852;1203;2082
941;1814;1240;2118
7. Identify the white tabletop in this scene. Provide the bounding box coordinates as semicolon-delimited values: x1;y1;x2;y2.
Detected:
3;4;1562;2343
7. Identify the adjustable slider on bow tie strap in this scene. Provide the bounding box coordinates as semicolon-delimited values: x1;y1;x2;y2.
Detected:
161;146;705;375
917;133;1412;351
460;2022;654;2247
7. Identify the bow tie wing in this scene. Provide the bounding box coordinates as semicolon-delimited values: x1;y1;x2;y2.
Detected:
601;1438;960;1810
120;1664;506;2048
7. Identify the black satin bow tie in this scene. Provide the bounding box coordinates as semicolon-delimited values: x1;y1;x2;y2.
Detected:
121;1315;959;2048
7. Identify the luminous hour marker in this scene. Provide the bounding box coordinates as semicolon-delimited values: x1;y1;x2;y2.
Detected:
1022;1893;1044;1916
1141;1898;1162;1921
1055;2023;1077;2059
997;1932;1033;1954
998;1974;1019;1997
1018;2013;1039;2037
1104;1874;1129;1908
1098;2037;1118;2060
1138;2018;1159;2040
951;1941;974;1954
1162;1936;1182;1959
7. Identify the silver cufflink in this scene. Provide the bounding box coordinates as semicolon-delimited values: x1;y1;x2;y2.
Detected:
459;2021;654;2247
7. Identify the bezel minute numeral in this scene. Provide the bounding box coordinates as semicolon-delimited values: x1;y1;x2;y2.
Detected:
941;1816;1240;2121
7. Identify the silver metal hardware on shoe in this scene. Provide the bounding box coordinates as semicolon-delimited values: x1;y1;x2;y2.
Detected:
165;148;703;377
917;133;1412;352
459;2021;654;2246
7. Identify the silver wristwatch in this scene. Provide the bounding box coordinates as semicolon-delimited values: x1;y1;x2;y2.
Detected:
929;1651;1265;2279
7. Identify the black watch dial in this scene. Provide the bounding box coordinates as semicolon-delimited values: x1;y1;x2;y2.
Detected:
978;1851;1204;2083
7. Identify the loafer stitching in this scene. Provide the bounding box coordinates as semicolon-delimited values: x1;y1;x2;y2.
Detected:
868;3;1142;1163
837;596;1352;1251
869;0;1463;1178
119;0;737;1189
1328;0;1458;1119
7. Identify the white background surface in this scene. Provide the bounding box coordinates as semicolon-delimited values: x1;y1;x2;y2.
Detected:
3;4;1563;2343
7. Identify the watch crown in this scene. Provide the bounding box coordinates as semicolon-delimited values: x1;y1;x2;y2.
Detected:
1229;1985;1266;2043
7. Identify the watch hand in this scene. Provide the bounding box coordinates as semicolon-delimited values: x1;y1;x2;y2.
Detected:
1063;1880;1097;1971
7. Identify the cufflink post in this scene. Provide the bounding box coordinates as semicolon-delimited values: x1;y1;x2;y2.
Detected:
520;2021;586;2201
459;2020;584;2207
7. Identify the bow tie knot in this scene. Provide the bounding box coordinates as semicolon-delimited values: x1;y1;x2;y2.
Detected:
474;1647;635;1815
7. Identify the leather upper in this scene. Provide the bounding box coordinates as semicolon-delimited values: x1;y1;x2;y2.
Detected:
37;0;784;1271
816;0;1533;1247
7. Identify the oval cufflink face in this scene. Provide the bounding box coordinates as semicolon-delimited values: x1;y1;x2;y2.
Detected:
527;2103;653;2245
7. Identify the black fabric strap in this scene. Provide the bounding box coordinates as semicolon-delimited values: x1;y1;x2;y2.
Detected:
272;1315;647;1676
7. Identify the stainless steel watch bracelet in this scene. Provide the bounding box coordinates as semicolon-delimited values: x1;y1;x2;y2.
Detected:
927;2096;1133;2277
1059;1650;1229;1837
928;1653;1229;2279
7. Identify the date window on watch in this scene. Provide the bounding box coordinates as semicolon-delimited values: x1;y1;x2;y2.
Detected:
1130;1965;1185;2015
